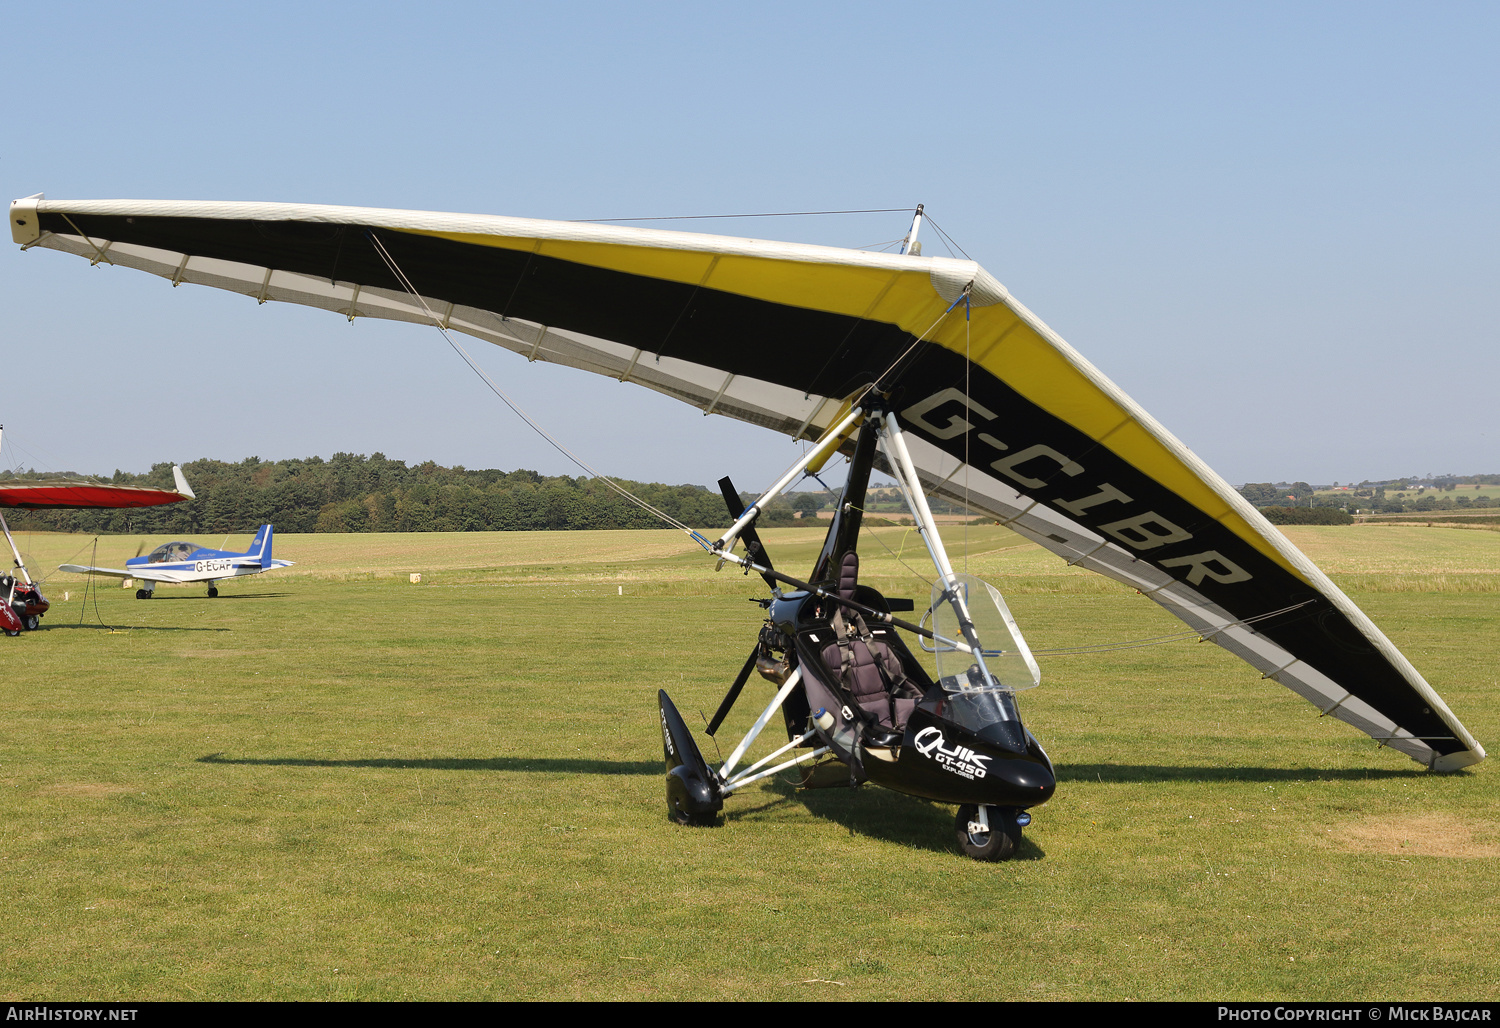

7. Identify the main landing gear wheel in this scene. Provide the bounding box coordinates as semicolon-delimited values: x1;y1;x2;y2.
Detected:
22;615;39;631
207;587;218;598
135;589;150;600
955;804;1022;862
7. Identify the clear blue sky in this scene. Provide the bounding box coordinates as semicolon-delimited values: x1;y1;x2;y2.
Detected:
3;1;1495;488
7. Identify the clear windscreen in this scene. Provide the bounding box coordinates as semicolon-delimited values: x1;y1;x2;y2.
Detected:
929;574;1041;694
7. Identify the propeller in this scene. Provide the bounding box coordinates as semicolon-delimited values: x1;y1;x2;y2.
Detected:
704;476;783;735
706;645;762;737
717;476;777;590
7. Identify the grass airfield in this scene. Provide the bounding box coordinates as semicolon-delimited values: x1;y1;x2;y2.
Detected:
2;524;1497;1000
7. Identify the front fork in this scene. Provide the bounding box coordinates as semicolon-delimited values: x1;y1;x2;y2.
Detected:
967;806;1033;835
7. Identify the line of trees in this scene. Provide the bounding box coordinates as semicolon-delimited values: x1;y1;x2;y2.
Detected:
1255;506;1354;526
4;454;754;535
1239;480;1496;517
15;455;1493;536
1239;483;1319;508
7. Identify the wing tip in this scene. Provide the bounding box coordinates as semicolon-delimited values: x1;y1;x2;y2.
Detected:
171;465;196;500
1432;746;1486;773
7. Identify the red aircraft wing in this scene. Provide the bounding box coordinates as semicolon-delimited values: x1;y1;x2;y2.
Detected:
0;481;188;510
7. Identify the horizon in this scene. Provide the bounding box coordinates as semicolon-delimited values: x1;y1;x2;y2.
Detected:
3;447;1495;497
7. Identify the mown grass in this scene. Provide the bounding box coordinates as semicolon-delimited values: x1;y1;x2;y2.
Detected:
0;525;1496;1000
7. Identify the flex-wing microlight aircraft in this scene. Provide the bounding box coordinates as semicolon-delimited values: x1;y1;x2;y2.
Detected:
660;405;1057;858
10;194;1485;858
61;524;292;598
0;427;195;634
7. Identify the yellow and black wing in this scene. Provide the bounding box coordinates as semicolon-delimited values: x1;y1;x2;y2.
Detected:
10;196;1483;770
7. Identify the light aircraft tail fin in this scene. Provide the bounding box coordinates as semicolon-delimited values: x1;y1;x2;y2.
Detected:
172;465;196;499
248;525;272;567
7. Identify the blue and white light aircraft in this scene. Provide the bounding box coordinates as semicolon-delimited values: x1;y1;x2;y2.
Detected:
61;525;293;598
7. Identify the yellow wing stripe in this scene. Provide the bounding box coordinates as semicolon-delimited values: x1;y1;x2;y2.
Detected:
937;305;1294;575
395;226;1298;577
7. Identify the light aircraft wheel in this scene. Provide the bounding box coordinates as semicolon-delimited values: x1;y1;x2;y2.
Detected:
955;804;1020;862
208;587;218;598
22;616;39;631
135;589;150;600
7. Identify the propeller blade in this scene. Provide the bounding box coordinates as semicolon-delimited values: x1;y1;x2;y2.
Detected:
706;645;762;737
718;476;777;589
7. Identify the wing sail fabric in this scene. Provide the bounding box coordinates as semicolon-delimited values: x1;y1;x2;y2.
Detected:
9;196;1483;770
0;480;190;509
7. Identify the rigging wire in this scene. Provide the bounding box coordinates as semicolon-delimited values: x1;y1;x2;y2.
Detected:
1026;600;1318;656
573;208;911;224
77;536;113;629
963;286;971;574
749;293;969;544
0;430;67;478
848;287;970;412
921;213;974;262
367;216;968;556
853;506;934;589
366;219;1312;665
369;204;1065;624
363;231;713;549
56;536;107;573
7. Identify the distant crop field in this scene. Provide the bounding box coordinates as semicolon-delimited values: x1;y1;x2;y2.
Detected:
1315;483;1496;497
1277;525;1500;591
2;525;1495;1000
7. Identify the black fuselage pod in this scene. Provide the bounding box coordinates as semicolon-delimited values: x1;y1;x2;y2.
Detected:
869;696;1056;809
658;689;723;825
777;587;1056;810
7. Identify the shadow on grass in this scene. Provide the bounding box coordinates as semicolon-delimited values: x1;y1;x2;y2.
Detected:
736;775;1047;860
145;592;292;600
44;623;232;633
198;753;659;775
1059;763;1438;784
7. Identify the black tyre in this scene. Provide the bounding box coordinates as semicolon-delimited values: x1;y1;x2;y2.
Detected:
22;616;40;631
955;804;1020;861
670;808;717;827
135;589;149;600
208;587;218;598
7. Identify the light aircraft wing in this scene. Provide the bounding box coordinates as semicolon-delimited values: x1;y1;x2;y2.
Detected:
0;469;193;509
58;563;174;582
9;195;1483;770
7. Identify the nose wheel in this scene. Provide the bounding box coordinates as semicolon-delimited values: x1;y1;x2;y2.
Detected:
955;804;1023;861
